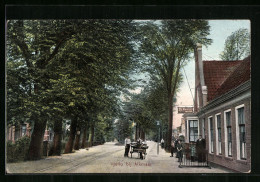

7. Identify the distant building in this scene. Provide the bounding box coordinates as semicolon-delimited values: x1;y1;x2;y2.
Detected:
7;122;31;142
183;44;251;172
43;126;54;141
7;122;54;143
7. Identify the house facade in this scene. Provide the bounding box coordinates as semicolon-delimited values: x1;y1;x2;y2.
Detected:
7;123;54;143
184;43;251;172
7;122;31;142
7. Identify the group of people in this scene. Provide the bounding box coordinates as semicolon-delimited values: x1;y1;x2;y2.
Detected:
169;135;206;163
125;135;206;163
170;138;183;162
160;137;183;162
124;136;146;159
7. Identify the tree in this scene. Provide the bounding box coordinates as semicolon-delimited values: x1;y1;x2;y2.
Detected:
138;20;212;150
114;118;133;143
142;79;178;145
7;19;139;159
220;28;250;60
7;20;81;160
46;19;138;153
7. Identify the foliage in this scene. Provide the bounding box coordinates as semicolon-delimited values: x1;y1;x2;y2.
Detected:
7;136;31;162
138;20;212;96
137;20;212;149
6;19;213;157
121;80;178;141
6;20;139;158
93;115;115;144
220;28;250;60
114;118;133;143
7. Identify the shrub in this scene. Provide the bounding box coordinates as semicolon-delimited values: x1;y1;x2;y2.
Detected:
7;141;16;162
7;136;30;162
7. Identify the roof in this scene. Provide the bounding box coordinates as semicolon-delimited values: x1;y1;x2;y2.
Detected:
214;56;251;98
203;60;242;101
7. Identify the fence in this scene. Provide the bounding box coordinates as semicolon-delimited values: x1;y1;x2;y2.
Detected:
178;142;211;168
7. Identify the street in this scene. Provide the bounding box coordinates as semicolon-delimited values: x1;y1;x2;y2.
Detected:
6;141;232;173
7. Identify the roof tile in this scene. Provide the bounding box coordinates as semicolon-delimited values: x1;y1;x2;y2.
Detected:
203;60;242;101
214;56;251;98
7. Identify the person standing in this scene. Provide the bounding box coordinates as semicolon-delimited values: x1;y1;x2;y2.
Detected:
161;138;164;149
124;136;131;157
176;140;183;162
174;138;179;158
196;135;206;162
170;139;175;157
137;138;144;159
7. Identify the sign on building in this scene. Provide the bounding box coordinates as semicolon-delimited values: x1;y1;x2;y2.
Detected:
178;107;194;113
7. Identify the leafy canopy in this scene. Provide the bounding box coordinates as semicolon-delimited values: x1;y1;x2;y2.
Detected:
220;28;250;61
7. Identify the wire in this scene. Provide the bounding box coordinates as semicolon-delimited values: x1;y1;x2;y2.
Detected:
202;55;208;60
182;66;195;104
203;53;216;60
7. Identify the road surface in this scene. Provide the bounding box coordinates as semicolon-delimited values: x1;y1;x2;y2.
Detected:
6;141;232;173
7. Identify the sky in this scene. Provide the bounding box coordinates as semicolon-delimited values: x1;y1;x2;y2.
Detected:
172;20;250;129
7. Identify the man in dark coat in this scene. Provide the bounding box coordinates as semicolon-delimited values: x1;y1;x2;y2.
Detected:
137;138;144;159
196;135;206;162
174;138;179;158
170;139;175;157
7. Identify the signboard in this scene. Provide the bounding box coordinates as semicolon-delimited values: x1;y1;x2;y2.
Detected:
178;107;193;113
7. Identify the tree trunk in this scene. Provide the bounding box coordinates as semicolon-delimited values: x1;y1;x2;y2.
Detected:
164;130;170;151
48;119;63;156
135;123;138;141
88;124;94;147
140;129;145;140
74;127;81;150
81;127;87;149
81;125;89;148
136;123;141;140
167;94;174;151
64;118;77;153
26;120;47;160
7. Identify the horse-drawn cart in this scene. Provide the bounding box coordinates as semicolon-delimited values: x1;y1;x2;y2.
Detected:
130;142;149;159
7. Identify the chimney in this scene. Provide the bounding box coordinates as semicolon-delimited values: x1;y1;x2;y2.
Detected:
196;43;202;64
195;43;208;109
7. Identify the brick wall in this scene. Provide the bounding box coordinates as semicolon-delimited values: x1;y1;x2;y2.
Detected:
7;122;31;143
202;97;251;173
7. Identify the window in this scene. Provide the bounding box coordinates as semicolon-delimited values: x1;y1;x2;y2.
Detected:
15;127;20;141
225;111;232;157
21;124;27;137
208;117;214;153
216;114;222;155
237;107;246;160
189;120;198;142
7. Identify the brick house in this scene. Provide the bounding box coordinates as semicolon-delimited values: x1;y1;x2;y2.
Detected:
183;43;251;172
7;122;31;142
7;123;54;143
